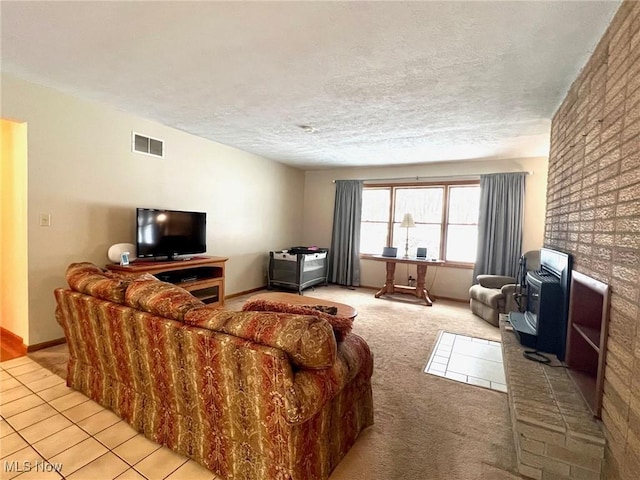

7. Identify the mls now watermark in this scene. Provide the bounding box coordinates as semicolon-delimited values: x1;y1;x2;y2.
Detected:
4;460;63;474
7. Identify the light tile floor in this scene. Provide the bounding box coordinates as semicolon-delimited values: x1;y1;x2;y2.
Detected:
424;331;508;393
0;356;217;480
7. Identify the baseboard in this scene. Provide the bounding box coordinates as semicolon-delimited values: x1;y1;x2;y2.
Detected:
360;286;468;303
225;286;267;300
1;327;28;356
225;284;470;304
27;337;66;353
226;283;362;299
431;295;469;304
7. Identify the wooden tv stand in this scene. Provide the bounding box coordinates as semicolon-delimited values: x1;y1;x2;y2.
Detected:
107;256;228;307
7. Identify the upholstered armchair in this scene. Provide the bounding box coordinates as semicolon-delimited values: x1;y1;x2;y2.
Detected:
469;250;540;326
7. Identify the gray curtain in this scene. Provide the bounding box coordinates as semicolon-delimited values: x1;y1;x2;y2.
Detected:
473;172;525;279
329;180;363;286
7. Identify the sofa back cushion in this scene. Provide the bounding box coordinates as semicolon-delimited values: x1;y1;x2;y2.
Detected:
125;278;204;321
184;308;337;369
66;262;130;304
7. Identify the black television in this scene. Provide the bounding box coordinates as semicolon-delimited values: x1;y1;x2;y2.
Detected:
136;208;206;260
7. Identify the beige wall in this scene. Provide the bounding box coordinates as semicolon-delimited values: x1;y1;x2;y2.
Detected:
544;1;640;477
303;158;548;300
1;119;29;343
2;74;305;346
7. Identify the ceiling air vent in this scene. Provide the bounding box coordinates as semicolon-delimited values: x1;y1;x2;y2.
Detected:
132;132;164;158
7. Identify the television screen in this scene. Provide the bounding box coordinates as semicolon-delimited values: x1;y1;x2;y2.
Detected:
136;208;206;260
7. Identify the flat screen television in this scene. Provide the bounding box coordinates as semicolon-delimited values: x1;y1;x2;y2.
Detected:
136;208;206;260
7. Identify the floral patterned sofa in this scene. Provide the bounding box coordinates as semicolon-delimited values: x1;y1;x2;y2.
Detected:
54;263;373;480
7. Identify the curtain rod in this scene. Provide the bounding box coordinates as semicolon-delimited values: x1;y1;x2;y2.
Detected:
331;171;532;183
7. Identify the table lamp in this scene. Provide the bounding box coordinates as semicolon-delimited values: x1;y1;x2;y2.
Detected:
400;213;415;258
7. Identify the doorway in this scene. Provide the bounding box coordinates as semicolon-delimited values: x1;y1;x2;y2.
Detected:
1;118;29;360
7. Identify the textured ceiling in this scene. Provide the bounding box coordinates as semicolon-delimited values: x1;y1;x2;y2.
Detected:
1;1;621;169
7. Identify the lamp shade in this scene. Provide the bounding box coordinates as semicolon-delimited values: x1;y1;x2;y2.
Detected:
400;213;415;228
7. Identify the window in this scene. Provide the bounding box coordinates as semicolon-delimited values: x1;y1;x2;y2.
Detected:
360;182;480;264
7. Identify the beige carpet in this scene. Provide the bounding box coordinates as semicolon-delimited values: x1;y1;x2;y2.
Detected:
31;286;523;480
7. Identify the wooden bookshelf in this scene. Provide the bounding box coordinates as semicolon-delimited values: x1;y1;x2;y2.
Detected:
564;270;610;417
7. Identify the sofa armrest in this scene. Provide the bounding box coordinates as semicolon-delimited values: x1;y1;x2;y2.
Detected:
65;262;131;304
477;275;516;289
284;333;373;424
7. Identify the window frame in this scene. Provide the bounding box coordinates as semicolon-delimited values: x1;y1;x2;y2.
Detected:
359;180;480;268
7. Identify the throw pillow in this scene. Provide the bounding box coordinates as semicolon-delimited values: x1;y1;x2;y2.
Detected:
241;298;352;341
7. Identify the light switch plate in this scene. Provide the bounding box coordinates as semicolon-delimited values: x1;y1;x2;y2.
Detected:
39;213;51;227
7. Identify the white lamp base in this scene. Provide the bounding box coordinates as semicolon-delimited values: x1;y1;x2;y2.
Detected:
404;230;410;257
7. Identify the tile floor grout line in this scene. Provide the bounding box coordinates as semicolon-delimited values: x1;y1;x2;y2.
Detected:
448;352;504;364
1;417;53;478
160;457;190;480
1;373;60;422
423;330;445;372
110;434;165;478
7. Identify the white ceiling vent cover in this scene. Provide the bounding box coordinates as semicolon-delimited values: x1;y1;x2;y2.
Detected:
132;132;164;158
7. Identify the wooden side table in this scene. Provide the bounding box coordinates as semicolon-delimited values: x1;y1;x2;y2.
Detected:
367;255;444;306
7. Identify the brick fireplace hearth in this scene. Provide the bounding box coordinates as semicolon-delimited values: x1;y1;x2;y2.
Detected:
501;319;605;480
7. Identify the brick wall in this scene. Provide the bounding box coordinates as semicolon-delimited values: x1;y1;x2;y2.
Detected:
544;1;640;478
